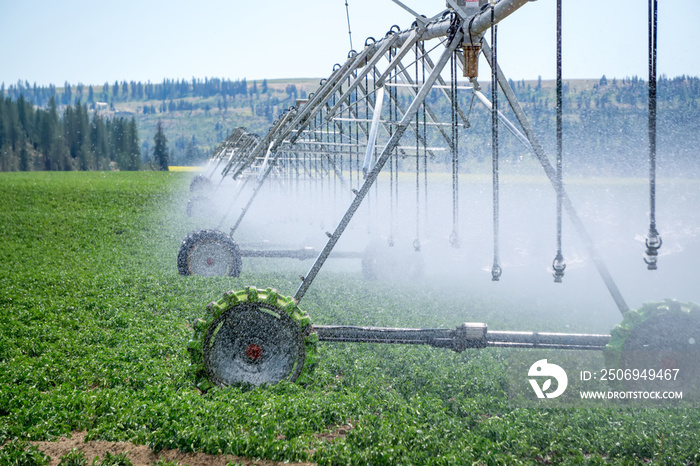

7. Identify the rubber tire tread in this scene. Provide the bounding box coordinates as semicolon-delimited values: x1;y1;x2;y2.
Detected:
604;299;700;389
188;287;319;391
177;229;242;277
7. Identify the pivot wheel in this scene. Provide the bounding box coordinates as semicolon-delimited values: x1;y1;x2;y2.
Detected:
621;312;700;392
203;302;305;387
605;300;700;394
178;229;242;277
188;287;319;391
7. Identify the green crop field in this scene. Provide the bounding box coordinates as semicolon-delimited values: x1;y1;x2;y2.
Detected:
1;171;699;465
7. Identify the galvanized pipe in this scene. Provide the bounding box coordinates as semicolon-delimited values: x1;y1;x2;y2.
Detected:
239;248;363;260
315;324;611;352
344;0;531;69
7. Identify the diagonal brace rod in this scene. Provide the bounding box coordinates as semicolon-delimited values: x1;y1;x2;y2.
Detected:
294;28;464;302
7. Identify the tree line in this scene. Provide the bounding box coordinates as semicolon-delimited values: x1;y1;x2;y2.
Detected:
0;95;169;171
2;73;698;173
2;77;264;108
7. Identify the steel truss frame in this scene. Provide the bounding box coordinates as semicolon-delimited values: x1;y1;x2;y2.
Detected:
191;0;636;350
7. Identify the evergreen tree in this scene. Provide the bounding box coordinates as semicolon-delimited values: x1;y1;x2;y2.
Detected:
124;117;140;170
90;113;108;169
40;97;59;170
0;93;144;172
110;117;127;168
63;81;72;105
152;120;169;170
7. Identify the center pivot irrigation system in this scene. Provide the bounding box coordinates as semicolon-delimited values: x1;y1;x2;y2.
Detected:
179;0;700;392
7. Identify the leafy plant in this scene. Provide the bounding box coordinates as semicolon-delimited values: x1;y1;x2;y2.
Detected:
152;459;182;466
91;451;132;466
58;448;87;466
0;172;699;464
0;439;50;466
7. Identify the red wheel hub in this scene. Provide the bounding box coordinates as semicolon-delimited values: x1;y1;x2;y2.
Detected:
662;356;678;371
206;257;214;266
246;344;262;360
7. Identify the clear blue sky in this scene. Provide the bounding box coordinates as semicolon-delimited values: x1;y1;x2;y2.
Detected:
1;0;699;88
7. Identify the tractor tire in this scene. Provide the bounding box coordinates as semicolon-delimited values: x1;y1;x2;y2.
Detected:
187;287;319;390
178;229;242;277
604;300;700;395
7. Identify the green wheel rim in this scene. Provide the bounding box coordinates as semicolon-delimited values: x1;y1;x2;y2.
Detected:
604;300;700;393
188;287;319;391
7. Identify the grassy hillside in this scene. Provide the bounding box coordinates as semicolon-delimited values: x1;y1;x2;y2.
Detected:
1;171;699;464
112;78;322;166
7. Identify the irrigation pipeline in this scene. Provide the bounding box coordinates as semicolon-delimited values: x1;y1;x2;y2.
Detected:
314;324;611;352
209;0;630;316
218;0;529;184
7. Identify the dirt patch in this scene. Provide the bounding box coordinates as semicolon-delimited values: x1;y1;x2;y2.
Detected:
30;431;316;466
312;422;353;442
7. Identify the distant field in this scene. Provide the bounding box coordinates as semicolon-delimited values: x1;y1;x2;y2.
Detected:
1;171;699;464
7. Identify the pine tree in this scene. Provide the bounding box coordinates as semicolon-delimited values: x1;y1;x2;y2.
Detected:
125;117;140;170
152;120;169;171
40;97;59;170
63;81;72;105
90;113;108;169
